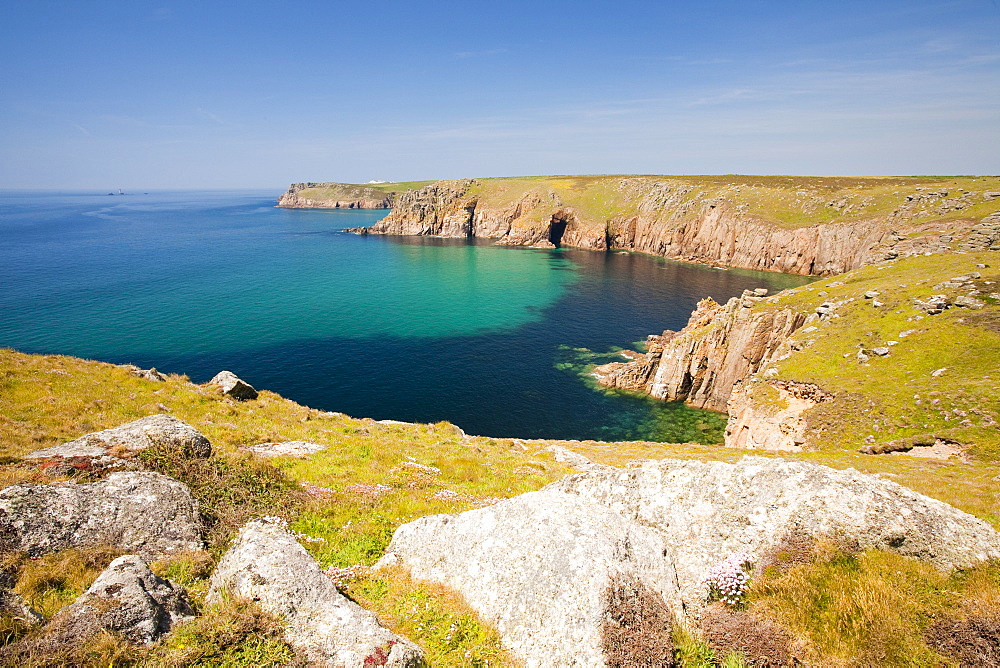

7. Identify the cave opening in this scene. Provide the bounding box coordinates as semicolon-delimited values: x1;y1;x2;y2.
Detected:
548;215;569;247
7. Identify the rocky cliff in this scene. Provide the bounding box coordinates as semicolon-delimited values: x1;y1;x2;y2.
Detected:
595;289;806;412
343;175;1000;276
277;182;395;209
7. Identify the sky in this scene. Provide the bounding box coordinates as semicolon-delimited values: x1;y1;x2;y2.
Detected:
1;0;998;189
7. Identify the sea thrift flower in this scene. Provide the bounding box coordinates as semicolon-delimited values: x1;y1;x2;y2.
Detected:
346;483;393;498
703;552;754;606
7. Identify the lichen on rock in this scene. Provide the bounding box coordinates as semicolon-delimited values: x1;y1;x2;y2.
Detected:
208;517;422;667
0;472;204;558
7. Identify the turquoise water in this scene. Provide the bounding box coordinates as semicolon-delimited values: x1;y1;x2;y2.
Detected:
0;190;809;441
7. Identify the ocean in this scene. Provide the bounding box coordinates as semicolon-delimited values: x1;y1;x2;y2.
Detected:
0;189;809;442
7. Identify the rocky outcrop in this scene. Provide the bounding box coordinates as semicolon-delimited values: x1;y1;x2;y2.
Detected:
595;290;805;412
278;182;393;209
118;364;166;381
724;380;834;451
42;555;194;645
209;371;258;401
0;472;203;558
351;180;478;237
24;415;212;465
208;517;422;667
380;457;1000;665
377;490;680;666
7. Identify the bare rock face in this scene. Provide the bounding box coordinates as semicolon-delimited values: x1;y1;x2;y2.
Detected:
378;490;680;667
553;458;1000;605
724;380;834;451
208;517;422;667
24;415;212;464
209;370;258;401
43;555;194;645
381;457;1000;665
596;293;805;411
350;177;957;276
0;472;203;558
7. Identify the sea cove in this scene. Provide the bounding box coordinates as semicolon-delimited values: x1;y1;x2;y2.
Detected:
0;189;808;442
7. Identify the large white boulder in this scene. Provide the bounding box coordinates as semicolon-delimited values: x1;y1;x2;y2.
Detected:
208;517;422;667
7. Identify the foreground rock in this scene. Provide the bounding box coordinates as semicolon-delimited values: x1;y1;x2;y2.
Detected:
48;555;193;644
379;490;679;666
0;589;42;625
23;415;212;466
1;555;194;662
381;457;1000;665
0;472;203;558
209;370;259;401
208;518;422;667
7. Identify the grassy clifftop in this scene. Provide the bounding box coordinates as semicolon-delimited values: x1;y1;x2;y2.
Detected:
291;174;1000;231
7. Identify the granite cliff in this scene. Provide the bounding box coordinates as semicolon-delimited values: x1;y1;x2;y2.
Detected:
594;289;805;412
333;175;1000;276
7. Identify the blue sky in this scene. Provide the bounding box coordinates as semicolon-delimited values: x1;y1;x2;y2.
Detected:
2;0;998;189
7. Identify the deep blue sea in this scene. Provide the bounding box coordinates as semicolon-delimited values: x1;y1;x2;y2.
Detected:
0;190;809;442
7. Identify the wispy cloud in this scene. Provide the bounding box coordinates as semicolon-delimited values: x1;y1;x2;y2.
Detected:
687;89;756;107
70;122;91;136
197;108;227;125
455;48;507;59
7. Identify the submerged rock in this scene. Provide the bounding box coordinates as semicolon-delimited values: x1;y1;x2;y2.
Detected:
0;472;203;558
209;370;259;401
24;415;212;464
208;517;422;667
381;457;1000;665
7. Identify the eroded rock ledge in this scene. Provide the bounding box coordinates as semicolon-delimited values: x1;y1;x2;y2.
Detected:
595;289;804;412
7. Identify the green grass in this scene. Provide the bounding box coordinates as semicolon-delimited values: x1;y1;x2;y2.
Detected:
746;543;1000;666
748;252;1000;460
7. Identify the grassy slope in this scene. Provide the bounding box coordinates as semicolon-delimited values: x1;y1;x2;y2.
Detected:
4;326;1000;664
755;252;1000;462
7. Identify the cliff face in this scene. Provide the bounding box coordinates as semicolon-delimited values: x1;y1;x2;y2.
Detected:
594;290;806;412
351;176;1000;276
278;182;394;209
